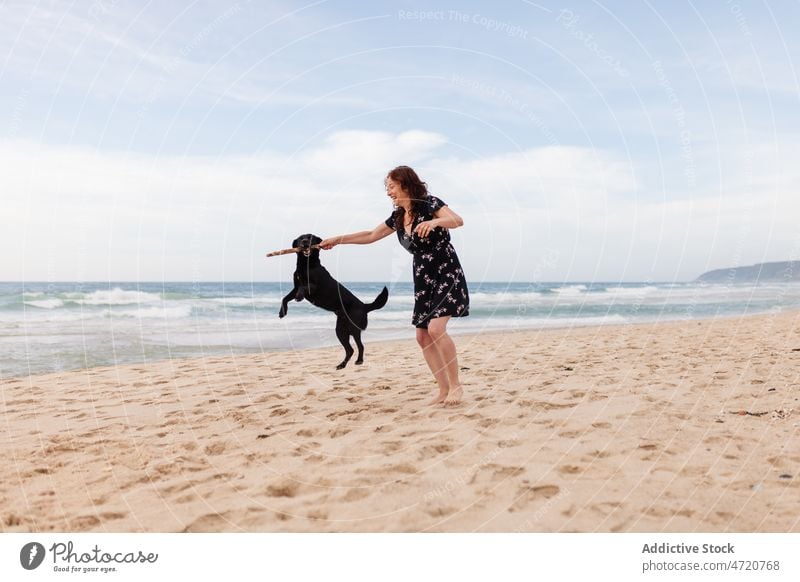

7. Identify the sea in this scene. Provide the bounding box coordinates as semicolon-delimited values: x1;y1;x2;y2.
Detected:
3;280;800;378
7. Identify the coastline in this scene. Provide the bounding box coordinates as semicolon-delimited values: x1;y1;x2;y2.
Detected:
6;279;800;379
2;309;799;532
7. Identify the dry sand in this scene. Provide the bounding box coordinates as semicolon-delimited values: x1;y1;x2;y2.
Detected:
2;311;799;532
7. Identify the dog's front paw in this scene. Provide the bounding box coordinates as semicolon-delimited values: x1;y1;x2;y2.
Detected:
278;307;287;318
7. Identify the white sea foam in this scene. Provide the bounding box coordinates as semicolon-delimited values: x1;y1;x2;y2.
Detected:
24;299;65;309
76;288;162;306
553;284;588;295
599;285;658;296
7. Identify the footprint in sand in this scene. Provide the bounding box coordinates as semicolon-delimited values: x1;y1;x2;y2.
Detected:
204;442;226;456
307;509;328;521
417;443;454;460
69;512;127;530
490;465;525;478
364;463;417;475
265;480;300;498
329;427;351;438
340;488;371;502
680;466;710;477
160;481;193;495
182;512;234;532
497;439;522;448
591;501;623;517
380;440;405;453
424;505;456;518
3;514;25;527
509;484;561;512
325;407;355;419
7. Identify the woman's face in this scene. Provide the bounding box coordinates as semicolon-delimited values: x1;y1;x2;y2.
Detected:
385;178;407;206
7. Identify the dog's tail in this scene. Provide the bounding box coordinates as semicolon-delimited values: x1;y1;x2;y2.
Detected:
365;286;389;312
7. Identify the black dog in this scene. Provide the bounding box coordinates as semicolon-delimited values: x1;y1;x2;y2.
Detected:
279;234;389;369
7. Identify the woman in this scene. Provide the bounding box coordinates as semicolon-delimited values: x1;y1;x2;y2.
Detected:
320;166;470;405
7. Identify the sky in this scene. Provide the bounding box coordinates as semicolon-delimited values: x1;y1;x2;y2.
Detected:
1;0;799;283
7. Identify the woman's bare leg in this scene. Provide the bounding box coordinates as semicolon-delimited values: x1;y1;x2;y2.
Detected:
416;327;450;404
427;317;462;405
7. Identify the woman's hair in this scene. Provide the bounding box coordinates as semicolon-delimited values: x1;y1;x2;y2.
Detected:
386;165;428;230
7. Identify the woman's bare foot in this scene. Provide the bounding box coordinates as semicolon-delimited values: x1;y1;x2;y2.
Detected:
429;388;449;405
443;384;463;406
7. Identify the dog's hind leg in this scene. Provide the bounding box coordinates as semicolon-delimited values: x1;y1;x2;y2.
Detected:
352;329;365;365
335;319;354;370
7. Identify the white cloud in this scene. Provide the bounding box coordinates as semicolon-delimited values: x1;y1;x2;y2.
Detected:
301;130;447;177
2;129;797;282
429;146;636;208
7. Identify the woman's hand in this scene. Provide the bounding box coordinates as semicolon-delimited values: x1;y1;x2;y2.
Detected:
319;237;339;250
414;220;440;239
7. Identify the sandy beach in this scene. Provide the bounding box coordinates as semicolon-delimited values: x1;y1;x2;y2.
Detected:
2;310;799;533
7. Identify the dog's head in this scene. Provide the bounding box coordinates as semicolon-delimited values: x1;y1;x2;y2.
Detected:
292;234;322;258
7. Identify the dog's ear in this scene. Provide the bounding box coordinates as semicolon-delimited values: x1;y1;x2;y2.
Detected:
311;235;322;245
292;237;299;248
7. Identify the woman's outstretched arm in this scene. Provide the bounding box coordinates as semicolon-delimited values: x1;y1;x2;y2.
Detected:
320;222;394;249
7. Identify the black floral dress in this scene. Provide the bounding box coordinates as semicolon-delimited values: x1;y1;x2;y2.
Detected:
385;195;470;329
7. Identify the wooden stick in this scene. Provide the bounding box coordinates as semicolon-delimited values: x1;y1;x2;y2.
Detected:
266;244;321;258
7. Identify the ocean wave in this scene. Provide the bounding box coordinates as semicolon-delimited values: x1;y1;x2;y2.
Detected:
24;299;65;309
471;291;558;302
467;284;785;307
600;285;659;296
74;288;162;306
552;284;588;296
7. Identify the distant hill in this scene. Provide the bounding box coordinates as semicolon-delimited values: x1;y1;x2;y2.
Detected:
696;261;800;283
